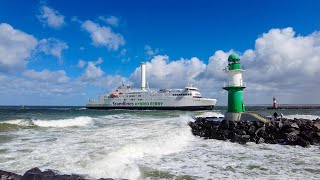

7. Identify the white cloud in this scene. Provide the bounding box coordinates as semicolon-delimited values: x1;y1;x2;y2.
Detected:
99;16;119;27
120;49;127;56
94;57;103;65
118;48;131;62
38;5;65;29
81;20;125;51
0;74;87;105
127;27;320;104
237;27;320;103
23;69;70;83
77;59;86;68
130;55;206;89
99;75;130;89
1;26;319;105
71;16;82;24
244;28;320;79
201;50;235;81
37;38;69;64
80;59;104;80
0;23;38;73
144;45;159;57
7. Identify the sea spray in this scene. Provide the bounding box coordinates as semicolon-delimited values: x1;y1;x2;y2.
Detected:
284;114;320;120
84;115;195;179
1;107;320;179
3;116;93;128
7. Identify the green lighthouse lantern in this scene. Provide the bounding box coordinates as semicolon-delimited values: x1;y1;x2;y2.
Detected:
223;54;246;113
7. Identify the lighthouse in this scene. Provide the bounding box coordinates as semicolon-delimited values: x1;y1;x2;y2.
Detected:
223;54;246;121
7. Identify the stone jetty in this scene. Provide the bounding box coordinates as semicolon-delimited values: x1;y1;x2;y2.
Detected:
0;167;115;180
266;105;320;109
189;117;320;147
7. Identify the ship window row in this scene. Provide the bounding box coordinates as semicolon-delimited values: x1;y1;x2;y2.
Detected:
173;93;192;96
124;95;137;98
126;94;147;97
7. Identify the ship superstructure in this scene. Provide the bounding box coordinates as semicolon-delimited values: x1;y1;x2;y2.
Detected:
86;62;217;110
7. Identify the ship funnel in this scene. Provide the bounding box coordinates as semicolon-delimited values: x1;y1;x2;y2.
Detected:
141;62;146;90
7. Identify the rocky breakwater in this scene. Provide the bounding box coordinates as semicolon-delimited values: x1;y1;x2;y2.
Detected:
188;117;320;147
0;167;114;180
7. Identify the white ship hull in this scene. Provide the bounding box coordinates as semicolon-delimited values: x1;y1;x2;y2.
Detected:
86;62;217;111
86;89;217;111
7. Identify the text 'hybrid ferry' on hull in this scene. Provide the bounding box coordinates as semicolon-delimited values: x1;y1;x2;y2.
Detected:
86;62;217;110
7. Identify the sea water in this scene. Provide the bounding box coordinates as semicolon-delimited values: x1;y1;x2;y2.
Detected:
0;106;320;179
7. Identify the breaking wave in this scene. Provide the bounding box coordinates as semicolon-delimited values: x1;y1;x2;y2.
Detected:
2;116;93;128
85;115;195;179
284;114;320;120
196;111;224;118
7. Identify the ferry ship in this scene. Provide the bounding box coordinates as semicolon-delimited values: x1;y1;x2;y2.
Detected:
86;62;217;110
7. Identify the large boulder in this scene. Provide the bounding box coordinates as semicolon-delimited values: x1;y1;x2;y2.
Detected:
0;168;116;180
256;137;265;144
289;122;300;129
0;170;22;180
219;120;229;130
21;167;86;180
232;134;251;144
21;167;42;180
296;137;311;148
255;126;266;138
313;122;320;131
285;132;299;143
247;125;256;135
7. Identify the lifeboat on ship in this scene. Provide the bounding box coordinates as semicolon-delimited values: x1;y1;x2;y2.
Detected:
109;93;118;98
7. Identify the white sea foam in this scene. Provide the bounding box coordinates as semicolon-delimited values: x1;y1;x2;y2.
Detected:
196;111;224;118
143;138;320;179
4;116;93;127
284;114;320;120
1;112;320;180
77;107;87;110
3;119;36;126
85;115;195;179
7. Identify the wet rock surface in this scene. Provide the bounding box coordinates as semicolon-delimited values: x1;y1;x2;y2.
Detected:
0;167;115;180
189;118;320;147
0;170;22;180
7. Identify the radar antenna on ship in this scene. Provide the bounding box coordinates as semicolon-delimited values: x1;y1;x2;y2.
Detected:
187;83;194;87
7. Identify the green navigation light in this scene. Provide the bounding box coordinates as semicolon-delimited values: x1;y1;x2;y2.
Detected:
228;54;240;63
228;54;241;70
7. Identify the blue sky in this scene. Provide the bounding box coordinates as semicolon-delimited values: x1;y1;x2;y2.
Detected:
0;0;319;105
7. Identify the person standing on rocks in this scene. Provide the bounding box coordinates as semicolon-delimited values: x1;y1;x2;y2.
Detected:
273;111;278;120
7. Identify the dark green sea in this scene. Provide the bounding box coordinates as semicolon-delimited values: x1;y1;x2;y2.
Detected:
0;106;320;179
